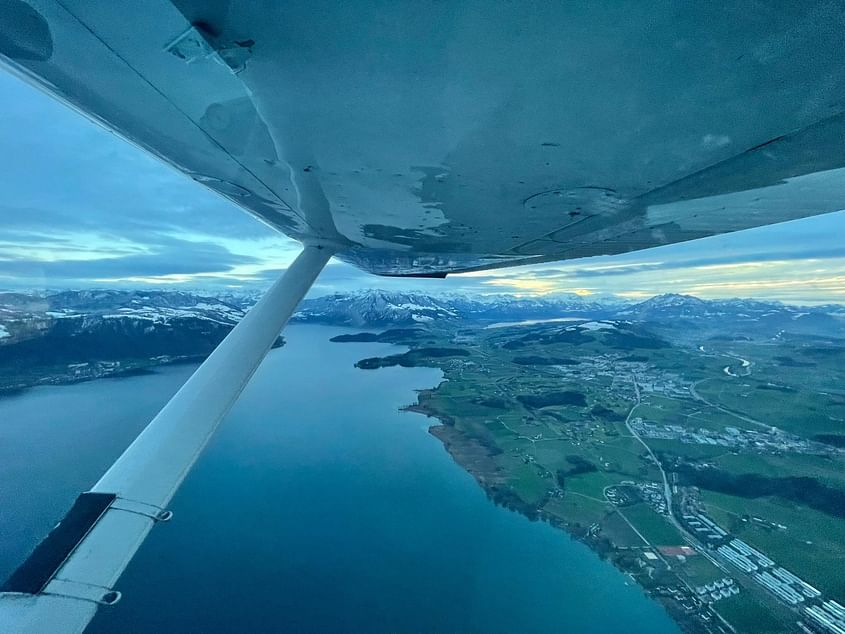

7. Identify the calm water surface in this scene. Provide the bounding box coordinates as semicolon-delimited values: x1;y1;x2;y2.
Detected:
0;325;678;633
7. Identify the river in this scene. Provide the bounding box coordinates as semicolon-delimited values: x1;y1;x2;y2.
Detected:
0;325;679;633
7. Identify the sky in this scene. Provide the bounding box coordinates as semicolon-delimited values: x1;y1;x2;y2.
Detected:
0;69;843;304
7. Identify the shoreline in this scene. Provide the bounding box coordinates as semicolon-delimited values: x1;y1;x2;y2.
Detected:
0;355;203;398
0;339;285;399
402;388;698;634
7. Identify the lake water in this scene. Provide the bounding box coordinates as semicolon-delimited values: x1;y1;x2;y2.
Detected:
0;325;679;633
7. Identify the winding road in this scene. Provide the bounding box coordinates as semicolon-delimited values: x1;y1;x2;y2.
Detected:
624;375;681;532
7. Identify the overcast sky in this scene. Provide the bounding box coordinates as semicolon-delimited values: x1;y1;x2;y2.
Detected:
1;69;843;304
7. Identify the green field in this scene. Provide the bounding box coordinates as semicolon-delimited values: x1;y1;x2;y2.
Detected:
697;377;845;437
601;510;646;547
507;463;550;505
677;554;725;585
620;504;684;546
714;594;789;634
713;451;845;489
564;471;622;499
702;490;845;602
545;494;610;527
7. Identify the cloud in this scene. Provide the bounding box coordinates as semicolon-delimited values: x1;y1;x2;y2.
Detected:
448;210;845;303
0;70;278;243
0;69;303;289
0;234;261;285
459;256;845;304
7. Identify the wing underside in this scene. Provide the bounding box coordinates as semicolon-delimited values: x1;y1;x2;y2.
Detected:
2;0;844;275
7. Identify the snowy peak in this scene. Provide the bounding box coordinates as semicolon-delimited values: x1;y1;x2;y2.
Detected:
294;290;845;337
0;290;246;345
2;289;843;335
617;293;710;319
294;291;458;327
293;290;619;327
624;294;800;317
611;293;845;338
640;293;706;308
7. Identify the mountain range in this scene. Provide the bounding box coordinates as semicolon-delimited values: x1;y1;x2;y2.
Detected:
0;290;251;392
3;289;844;340
1;289;843;393
292;290;845;338
291;290;623;327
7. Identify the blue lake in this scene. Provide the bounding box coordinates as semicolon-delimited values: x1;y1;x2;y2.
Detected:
0;325;679;633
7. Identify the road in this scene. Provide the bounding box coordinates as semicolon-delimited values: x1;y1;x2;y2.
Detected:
627;375;738;579
624;374;681;532
688;379;772;431
624;375;740;631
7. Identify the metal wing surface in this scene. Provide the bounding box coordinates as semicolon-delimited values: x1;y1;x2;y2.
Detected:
2;1;844;275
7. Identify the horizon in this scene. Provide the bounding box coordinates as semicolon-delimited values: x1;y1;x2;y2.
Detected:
1;69;844;304
2;286;844;309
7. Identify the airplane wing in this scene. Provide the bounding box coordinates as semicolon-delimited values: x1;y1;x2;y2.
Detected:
2;0;845;276
1;2;845;631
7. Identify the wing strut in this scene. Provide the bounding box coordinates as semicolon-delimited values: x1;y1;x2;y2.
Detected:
0;244;333;634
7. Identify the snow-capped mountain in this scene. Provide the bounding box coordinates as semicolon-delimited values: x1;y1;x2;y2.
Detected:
292;290;618;326
616;293;726;321
293;290;459;326
616;293;845;338
0;290;247;345
1;289;843;393
3;289;843;350
0;291;254;393
5;289;844;328
10;289;243;321
291;290;845;337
